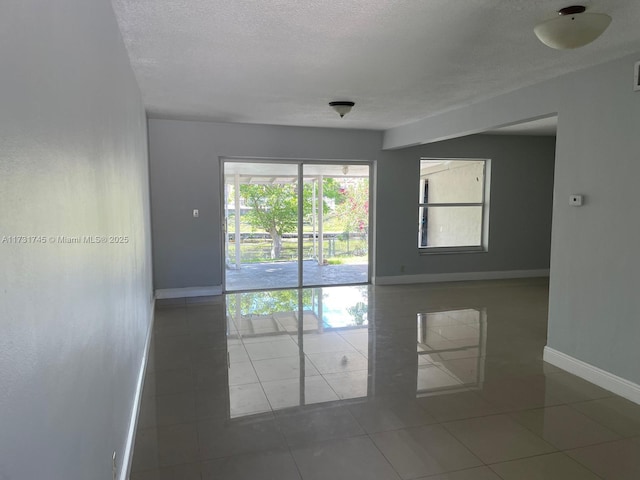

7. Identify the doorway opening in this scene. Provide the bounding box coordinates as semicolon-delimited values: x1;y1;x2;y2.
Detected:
222;160;371;291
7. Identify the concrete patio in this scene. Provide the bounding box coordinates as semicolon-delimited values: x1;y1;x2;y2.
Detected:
225;259;368;291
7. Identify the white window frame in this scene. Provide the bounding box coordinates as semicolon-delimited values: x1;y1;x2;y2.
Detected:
418;158;490;254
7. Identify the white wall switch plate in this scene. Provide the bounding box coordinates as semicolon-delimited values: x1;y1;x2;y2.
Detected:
193;209;199;218
569;195;583;206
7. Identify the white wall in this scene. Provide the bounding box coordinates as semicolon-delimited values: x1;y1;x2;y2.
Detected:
384;53;640;388
0;1;153;479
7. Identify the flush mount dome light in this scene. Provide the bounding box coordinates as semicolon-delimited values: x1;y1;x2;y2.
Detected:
534;5;611;50
329;101;355;118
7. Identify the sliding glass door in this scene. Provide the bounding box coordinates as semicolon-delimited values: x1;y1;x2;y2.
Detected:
302;164;369;287
223;160;370;291
224;161;300;291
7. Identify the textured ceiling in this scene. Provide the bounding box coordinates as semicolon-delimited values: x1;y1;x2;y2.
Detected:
111;0;640;130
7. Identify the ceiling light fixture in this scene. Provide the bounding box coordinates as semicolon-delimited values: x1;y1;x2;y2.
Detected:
329;101;355;118
534;5;611;50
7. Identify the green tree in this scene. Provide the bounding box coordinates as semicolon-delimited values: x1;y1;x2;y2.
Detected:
227;289;313;317
346;301;368;326
321;177;345;206
237;178;356;260
239;184;300;259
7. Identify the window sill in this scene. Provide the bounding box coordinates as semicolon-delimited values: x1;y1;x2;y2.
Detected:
418;246;487;255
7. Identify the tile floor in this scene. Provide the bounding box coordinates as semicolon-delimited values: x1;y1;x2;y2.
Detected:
131;279;640;479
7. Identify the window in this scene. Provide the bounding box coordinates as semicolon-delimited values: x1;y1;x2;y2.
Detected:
418;158;489;252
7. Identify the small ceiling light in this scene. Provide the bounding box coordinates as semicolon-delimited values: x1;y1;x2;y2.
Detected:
329;101;355;118
534;5;611;50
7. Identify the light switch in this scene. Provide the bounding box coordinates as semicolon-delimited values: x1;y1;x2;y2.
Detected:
569;195;583;206
193;209;199;218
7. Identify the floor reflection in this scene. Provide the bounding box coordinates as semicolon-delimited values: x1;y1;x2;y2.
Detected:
225;286;371;417
417;309;486;393
224;287;487;419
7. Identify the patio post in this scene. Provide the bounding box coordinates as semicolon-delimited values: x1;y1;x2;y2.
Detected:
234;172;241;269
224;181;229;267
312;179;317;259
318;175;324;265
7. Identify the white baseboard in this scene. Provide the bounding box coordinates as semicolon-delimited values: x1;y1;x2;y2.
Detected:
544;347;640;405
120;299;156;480
372;269;549;286
155;285;223;299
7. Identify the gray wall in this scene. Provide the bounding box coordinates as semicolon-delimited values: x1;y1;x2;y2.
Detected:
149;121;555;290
376;135;556;277
384;53;640;387
0;1;153;479
548;55;640;385
148;119;382;289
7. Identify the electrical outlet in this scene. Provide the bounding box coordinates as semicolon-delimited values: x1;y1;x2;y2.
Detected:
112;451;117;480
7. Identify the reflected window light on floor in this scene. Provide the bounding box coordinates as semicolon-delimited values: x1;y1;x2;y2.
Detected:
417;309;486;393
226;286;370;417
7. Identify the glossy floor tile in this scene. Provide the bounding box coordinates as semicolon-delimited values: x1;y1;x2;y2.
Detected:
196;416;286;460
420;467;502;480
371;424;483;478
132;279;640;479
442;414;557;464
566;437;640;479
275;405;365;447
200;449;301;480
510;405;620;450
489;452;602;480
130;462;201;480
291;436;401;480
570;396;640;437
417;390;502;422
347;397;436;434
